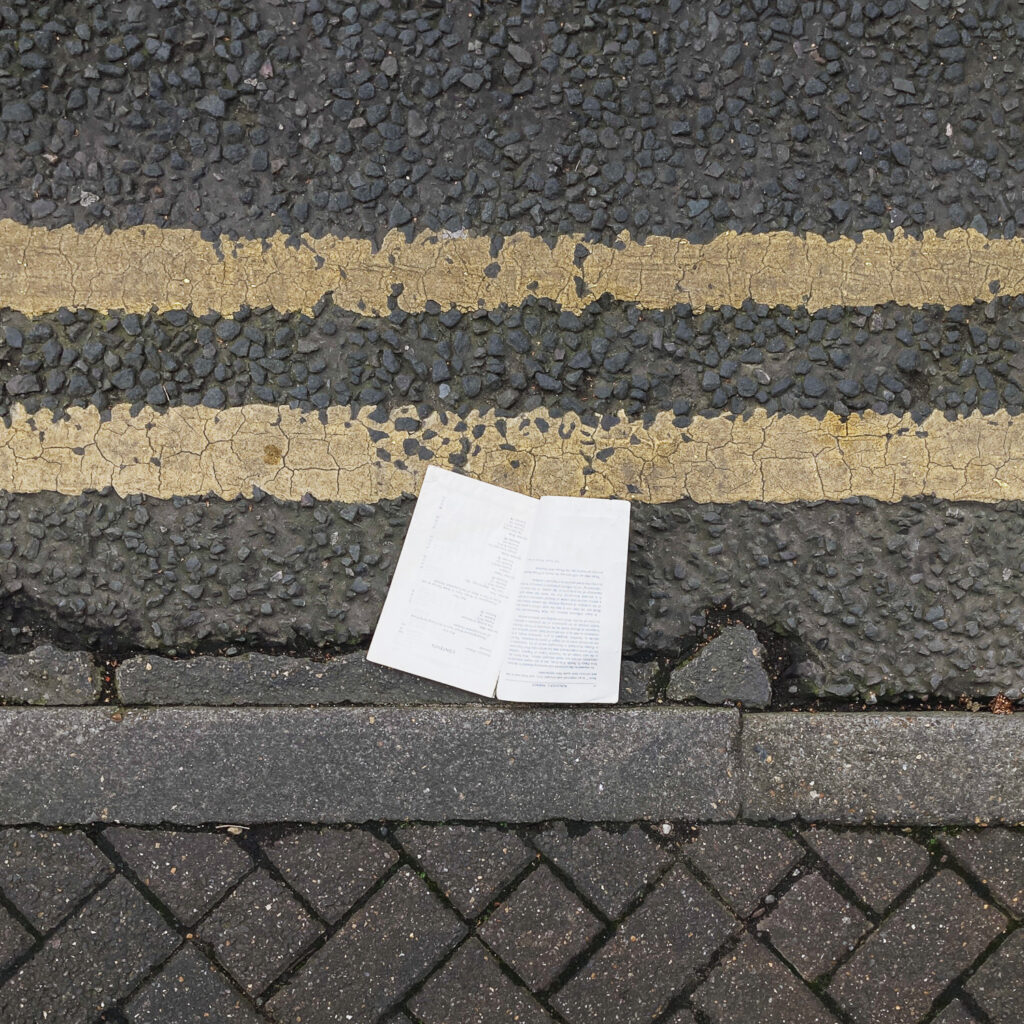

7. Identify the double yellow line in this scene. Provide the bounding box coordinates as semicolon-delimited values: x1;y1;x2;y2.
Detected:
2;221;1022;504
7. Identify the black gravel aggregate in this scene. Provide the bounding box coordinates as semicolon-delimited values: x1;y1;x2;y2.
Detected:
4;1;1024;707
0;0;1021;242
4;296;1024;423
2;489;1023;703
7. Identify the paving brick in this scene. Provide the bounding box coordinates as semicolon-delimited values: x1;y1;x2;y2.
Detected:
942;828;1024;917
829;871;1007;1024
124;943;262;1024
553;863;736;1024
932;1000;981;1023
410;937;553;1024
0;706;739;822
759;871;869;980
0;876;179;1024
264;827;397;923
0;828;112;931
0;645;98;705
965;929;1024;1024
398;825;534;917
477;865;601;991
265;867;465;1024
197;870;321;994
802;827;930;913
685;824;804;917
0;904;32;970
532;823;671;918
693;935;838;1024
105;827;252;926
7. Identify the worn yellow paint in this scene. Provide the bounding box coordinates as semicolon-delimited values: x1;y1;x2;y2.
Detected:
2;402;1024;505
0;220;1021;317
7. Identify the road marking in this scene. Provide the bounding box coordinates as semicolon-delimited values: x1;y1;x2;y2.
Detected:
0;220;1020;317
2;402;1023;504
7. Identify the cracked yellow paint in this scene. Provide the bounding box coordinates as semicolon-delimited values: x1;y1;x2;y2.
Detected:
2;403;1024;505
0;220;1021;317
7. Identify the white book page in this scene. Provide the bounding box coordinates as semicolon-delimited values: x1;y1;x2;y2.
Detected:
497;496;631;703
367;465;538;697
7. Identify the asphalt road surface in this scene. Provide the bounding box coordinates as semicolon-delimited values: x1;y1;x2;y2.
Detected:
3;0;1024;703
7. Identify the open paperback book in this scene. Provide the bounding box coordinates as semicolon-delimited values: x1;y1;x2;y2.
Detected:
367;465;631;702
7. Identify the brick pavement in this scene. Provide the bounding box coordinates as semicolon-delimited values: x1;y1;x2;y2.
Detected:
0;822;1019;1024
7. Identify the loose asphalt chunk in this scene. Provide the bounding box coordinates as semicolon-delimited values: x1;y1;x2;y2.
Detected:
0;645;98;705
264;867;465;1024
124;943;263;1024
667;624;771;707
828;871;1007;1024
741;713;1024;824
0;875;179;1024
0;706;739;823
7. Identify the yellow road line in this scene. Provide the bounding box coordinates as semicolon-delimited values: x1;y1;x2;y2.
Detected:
0;220;1021;317
2;402;1022;504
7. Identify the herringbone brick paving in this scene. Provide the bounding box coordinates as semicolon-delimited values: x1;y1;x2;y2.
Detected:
0;822;1019;1024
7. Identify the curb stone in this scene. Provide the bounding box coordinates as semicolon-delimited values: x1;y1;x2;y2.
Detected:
0;707;1022;825
0;707;738;825
115;652;659;706
115;651;482;706
0;645;98;705
741;712;1024;824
